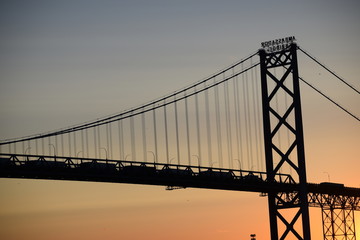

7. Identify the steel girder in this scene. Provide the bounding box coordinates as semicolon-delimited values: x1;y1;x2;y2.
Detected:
308;193;360;211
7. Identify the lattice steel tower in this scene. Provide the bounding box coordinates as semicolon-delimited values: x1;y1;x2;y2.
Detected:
259;43;311;240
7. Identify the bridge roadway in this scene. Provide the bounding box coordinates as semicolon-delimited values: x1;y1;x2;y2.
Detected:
0;154;359;210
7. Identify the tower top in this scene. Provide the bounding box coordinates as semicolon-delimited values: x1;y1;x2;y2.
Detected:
261;36;296;53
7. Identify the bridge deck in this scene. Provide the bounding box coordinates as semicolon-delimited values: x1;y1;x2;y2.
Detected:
1;154;359;209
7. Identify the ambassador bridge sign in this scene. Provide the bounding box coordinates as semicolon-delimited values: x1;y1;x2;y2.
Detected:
261;36;296;53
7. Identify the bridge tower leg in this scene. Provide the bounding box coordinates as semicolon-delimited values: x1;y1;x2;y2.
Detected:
259;43;311;240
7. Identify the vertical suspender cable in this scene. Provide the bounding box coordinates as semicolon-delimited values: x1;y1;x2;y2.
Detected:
55;135;58;158
118;120;122;159
48;138;51;156
254;64;264;171
36;139;38;155
174;97;180;165
67;133;71;157
142;108;147;162
130;114;135;161
28;140;31;156
224;72;233;168
241;62;248;166
247;68;254;170
153;105;158;163
97;125;101;159
42;137;45;155
251;58;260;171
233;74;243;166
214;77;223;168
94;127;97;159
60;134;64;157
73;131;77;158
164;102;169;164
195;87;202;166
106;123;110;159
52;136;56;156
85;128;89;158
5;143;8;154
243;63;252;169
119;120;125;160
109;122;113;159
109;123;113;159
185;95;191;165
205;87;212;167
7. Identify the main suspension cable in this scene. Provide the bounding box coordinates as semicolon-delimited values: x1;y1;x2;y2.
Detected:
1;57;259;145
298;46;360;95
281;63;360;122
300;76;360;122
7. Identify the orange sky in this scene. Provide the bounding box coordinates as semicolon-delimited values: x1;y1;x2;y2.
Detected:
0;179;359;240
1;179;352;240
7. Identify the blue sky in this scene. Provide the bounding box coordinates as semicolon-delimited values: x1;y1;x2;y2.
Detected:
1;1;359;134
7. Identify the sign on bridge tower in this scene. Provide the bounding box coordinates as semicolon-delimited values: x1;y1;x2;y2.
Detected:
259;42;311;239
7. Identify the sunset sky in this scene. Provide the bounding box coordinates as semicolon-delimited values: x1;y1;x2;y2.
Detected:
1;1;360;240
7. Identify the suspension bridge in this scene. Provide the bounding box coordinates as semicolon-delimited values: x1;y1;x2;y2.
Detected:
1;41;359;240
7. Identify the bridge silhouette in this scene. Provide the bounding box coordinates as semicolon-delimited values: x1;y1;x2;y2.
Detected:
1;43;359;240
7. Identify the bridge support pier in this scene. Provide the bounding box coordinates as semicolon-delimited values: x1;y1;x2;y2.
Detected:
308;192;358;240
321;207;356;240
259;43;311;240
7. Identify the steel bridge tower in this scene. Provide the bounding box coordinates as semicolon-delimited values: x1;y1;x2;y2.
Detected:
259;43;311;240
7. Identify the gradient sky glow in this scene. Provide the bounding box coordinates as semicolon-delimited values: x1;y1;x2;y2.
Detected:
1;1;360;239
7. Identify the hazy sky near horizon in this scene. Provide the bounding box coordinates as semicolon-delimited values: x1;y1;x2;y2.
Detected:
1;1;360;239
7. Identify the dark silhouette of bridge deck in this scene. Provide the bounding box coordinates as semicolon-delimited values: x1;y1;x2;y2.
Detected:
0;153;293;192
1;153;359;211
